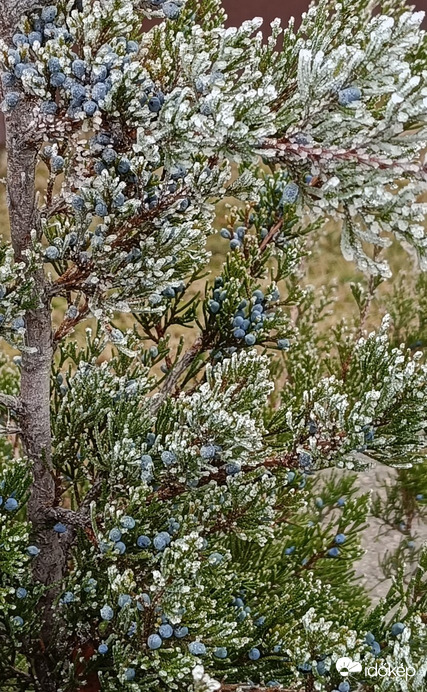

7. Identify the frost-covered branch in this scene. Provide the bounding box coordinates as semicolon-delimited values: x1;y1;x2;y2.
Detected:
0;424;21;435
0;392;20;411
1;1;427;690
261;138;427;179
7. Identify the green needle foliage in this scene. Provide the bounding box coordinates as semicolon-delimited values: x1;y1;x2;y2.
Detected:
0;1;426;691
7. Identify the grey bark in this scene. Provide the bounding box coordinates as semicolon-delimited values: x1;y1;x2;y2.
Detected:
3;4;66;690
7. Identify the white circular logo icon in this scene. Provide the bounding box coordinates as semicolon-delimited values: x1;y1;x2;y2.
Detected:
336;657;363;677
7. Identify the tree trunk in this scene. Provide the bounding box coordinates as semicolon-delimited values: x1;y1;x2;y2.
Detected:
4;77;65;692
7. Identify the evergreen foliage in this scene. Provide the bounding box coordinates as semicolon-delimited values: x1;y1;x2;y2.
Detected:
0;1;427;690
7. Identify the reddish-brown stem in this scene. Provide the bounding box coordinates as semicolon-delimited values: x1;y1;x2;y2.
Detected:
259;218;284;253
263;138;427;180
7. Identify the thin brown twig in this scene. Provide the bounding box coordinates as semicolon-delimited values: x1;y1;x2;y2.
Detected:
149;335;205;415
151;451;297;503
46;479;102;528
262;138;427;180
259;218;284;253
53;300;89;344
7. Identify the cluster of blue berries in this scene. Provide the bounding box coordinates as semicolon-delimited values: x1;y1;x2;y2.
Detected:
2;7;72;111
147;620;189;650
104;527;126;555
232;594;252;623
40;145;65;176
100;514;141;555
0;1;183;120
365;631;381;656
161;282;185;301
60;41;142;119
2;11;165;124
207;277;227;315
71;134;134;218
220;224;249;251
89;138;187;226
327;533;346;557
208;282;287;351
135;514;180;554
4;8;70;75
74;160;187;248
230;290;267;347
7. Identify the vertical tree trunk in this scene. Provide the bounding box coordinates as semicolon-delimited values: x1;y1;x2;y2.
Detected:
5;91;65;692
1;5;77;688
